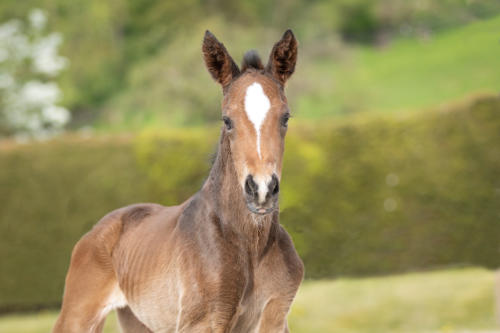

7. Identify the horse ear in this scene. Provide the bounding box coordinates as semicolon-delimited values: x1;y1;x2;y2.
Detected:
202;31;240;88
266;29;298;86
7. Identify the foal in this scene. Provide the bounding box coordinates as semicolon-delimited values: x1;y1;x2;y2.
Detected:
53;30;303;333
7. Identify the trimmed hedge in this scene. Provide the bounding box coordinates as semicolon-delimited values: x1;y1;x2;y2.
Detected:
282;96;500;277
0;96;499;310
0;138;158;311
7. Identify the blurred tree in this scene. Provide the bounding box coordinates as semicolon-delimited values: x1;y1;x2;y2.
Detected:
338;1;380;43
0;8;69;139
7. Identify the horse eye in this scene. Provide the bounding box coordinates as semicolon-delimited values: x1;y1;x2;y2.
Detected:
281;113;291;127
222;116;233;130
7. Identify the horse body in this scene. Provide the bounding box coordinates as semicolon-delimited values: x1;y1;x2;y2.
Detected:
54;30;303;333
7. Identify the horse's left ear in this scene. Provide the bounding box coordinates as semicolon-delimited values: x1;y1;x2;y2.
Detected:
266;29;298;86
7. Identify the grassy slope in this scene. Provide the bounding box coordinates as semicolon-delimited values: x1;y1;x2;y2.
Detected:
0;268;496;333
296;15;500;119
98;15;500;129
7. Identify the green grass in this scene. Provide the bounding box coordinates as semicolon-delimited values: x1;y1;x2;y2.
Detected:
0;267;496;333
296;15;500;119
289;268;497;333
97;14;500;130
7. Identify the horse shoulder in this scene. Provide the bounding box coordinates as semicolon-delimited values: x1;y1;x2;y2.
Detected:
276;225;304;288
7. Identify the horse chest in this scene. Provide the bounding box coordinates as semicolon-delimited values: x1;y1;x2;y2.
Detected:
127;273;271;332
118;218;297;332
231;283;273;332
219;255;288;332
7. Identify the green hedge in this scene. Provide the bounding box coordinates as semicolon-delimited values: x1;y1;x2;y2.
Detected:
282;96;500;277
1;96;499;310
0;138;157;311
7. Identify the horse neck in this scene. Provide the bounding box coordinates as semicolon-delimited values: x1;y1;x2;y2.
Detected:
201;130;278;253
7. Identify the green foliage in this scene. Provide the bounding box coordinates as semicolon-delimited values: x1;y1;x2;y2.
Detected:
0;137;158;310
0;268;496;332
338;1;381;43
334;0;500;43
283;96;500;277
133;128;218;204
0;96;499;310
3;1;500;128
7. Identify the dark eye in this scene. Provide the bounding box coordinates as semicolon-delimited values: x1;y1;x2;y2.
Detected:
281;113;291;128
222;116;233;130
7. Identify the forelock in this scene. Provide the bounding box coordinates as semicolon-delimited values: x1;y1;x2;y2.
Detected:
241;50;264;72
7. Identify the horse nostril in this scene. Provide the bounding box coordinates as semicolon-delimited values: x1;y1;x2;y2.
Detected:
245;175;258;198
268;174;280;196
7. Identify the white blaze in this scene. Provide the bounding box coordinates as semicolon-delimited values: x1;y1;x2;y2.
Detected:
244;82;271;159
254;175;271;204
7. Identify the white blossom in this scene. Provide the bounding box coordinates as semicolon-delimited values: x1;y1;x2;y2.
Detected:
32;33;67;75
19;81;61;107
0;8;69;138
41;105;70;126
29;8;47;31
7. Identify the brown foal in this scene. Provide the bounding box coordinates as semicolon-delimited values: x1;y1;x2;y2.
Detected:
53;29;303;333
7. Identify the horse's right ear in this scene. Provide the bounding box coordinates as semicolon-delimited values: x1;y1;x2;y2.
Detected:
202;31;240;88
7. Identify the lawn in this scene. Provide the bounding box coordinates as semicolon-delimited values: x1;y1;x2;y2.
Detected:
0;267;497;332
297;15;500;119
